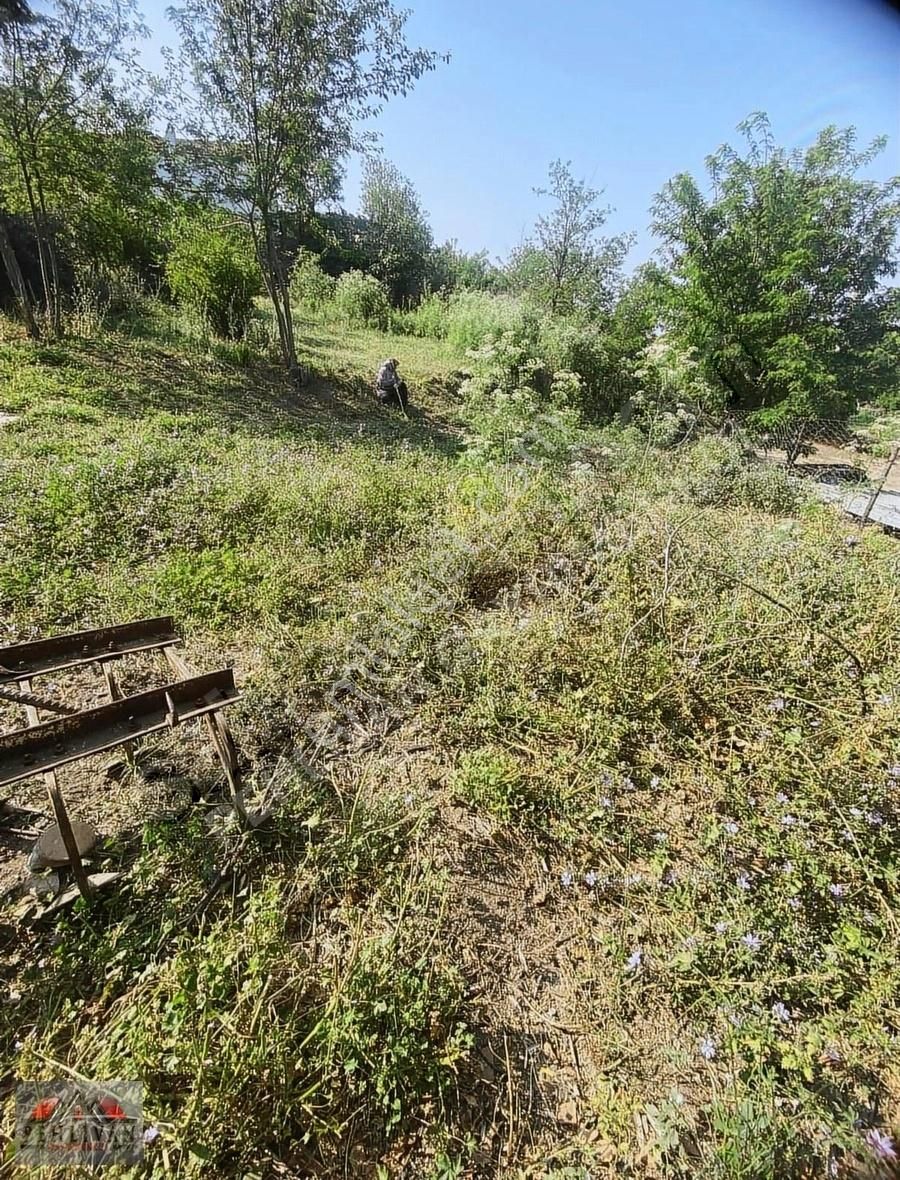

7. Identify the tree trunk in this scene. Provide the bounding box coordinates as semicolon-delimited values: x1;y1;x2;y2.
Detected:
259;207;301;385
0;216;40;338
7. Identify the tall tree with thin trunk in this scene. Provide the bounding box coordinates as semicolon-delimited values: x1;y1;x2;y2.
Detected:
0;0;37;335
0;0;145;335
167;0;445;384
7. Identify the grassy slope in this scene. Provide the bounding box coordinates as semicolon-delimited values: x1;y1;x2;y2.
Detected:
1;309;900;1179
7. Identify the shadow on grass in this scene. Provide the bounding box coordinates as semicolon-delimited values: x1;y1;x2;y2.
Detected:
28;319;464;459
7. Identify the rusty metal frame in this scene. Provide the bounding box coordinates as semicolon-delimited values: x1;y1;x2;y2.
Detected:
0;669;239;788
0;617;178;684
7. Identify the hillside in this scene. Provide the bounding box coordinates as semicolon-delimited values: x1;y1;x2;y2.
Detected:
1;304;899;1179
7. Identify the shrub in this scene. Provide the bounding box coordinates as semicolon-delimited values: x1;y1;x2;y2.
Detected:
332;269;392;329
445;291;524;351
289;247;335;314
165;215;258;338
539;315;612;415
399;291;450;338
632;336;728;445
681;437;802;514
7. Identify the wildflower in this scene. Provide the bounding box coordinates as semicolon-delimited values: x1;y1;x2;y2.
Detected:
864;1128;897;1162
714;920;730;935
650;775;661;789
653;831;667;844
828;883;846;899
625;949;643;972
821;1045;842;1065
698;1036;717;1060
15;1040;24;1051
727;1010;744;1028
877;693;893;707
844;534;859;548
771;1001;791;1023
787;897;801;910
867;811;884;827
403;792;414;807
584;870;598;888
888;765;900;781
740;932;762;952
682;935;698;949
723;820;739;836
599;796;613;809
623;872;643;887
736;871;752;891
143;1127;161;1145
849;806;863;818
781;814;798;828
776;792;789;804
782;861;794;874
769;697;786;712
560;870;574;888
842;828;854;843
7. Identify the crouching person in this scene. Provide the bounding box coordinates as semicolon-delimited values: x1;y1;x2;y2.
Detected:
375;358;409;411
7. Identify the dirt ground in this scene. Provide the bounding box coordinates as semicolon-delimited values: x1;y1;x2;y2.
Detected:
772;440;900;492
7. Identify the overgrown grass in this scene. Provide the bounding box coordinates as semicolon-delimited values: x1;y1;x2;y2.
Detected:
2;305;899;1178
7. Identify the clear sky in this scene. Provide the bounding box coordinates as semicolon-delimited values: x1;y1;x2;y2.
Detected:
141;0;899;270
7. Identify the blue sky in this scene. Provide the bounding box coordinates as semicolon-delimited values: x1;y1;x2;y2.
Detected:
142;0;899;270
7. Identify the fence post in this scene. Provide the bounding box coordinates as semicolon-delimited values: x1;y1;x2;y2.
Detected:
858;442;900;531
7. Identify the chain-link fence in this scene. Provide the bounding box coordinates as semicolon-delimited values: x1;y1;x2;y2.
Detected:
722;414;900;531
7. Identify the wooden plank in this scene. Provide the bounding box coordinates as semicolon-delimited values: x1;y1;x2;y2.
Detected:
21;678;93;900
0;617;178;684
0;670;239;788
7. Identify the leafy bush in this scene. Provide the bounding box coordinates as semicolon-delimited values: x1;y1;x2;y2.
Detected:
332;269;392;329
445;291;524;351
165;215;258;338
632;336;728;445
290;247;335;314
539;315;611;413
681;437;802;513
461;321;581;466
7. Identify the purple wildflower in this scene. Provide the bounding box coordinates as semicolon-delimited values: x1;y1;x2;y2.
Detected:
888;765;900;781
143;1127;161;1145
864;1128;897;1162
822;1045;842;1065
654;831;667;844
650;775;661;789
867;811;884;827
776;792;790;805
736;871;752;891
782;861;794;875
560;870;574;888
828;883;846;899
714;920;730;935
771;1001;791;1023
740;932;763;952
698;1036;717;1060
625;949;643;972
584;870;598;888
787;897;801;910
723;820;739;836
769;697;786;713
781;814;798;828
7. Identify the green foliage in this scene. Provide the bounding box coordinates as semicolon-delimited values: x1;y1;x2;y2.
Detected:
461;318;582;466
631;335;728;444
429;239;505;293
165;214;258;338
290;246;336;313
507;159;633;316
679;436;802;513
332;268;393;329
653;113;900;424
361;157;434;304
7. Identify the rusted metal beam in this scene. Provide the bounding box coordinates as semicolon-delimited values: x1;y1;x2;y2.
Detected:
0;617;178;685
0;670;239;788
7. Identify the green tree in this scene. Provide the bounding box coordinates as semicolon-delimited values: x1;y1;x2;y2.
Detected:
168;0;444;383
0;0;147;333
508;159;633;316
430;239;504;292
652;113;900;428
360;157;433;305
